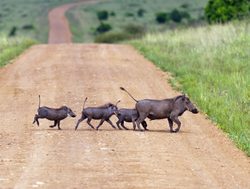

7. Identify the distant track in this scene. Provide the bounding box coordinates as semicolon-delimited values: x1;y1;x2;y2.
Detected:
48;0;97;43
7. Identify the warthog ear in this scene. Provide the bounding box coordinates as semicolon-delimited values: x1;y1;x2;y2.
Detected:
181;95;186;101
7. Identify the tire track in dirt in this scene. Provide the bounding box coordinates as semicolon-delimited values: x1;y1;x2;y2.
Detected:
0;44;249;189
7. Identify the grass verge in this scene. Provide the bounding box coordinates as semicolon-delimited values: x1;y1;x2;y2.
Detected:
0;37;36;67
130;20;250;156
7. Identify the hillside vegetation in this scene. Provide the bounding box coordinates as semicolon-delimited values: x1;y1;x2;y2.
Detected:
0;36;36;67
131;21;250;156
0;0;79;42
67;0;208;42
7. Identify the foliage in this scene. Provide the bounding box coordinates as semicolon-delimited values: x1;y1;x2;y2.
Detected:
170;9;182;23
0;0;80;42
205;0;250;23
9;26;17;37
131;21;250;156
95;23;146;43
67;0;208;43
96;22;112;33
97;10;109;21
137;8;146;17
156;12;169;24
0;36;36;67
123;24;146;36
95;32;131;43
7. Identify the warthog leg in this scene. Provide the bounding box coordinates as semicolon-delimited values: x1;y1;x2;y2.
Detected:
116;120;123;130
75;117;85;130
86;118;95;129
32;114;40;126
120;121;129;130
136;112;148;131
170;115;181;133
57;121;61;130
106;119;116;129
50;120;58;128
96;119;105;130
167;118;174;132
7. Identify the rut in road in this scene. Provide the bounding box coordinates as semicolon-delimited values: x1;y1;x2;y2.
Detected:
0;44;249;189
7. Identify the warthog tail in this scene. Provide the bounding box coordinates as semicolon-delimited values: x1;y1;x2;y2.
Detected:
83;97;88;109
38;95;41;108
116;100;121;106
120;87;138;102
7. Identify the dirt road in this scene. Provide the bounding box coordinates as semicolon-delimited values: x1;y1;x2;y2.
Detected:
0;44;249;189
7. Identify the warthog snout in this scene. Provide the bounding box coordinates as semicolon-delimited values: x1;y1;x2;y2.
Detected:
191;108;199;114
67;108;76;117
184;97;198;114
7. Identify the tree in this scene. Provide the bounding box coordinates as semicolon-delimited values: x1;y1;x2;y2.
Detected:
205;0;250;24
97;10;109;21
170;9;182;23
96;23;112;33
156;12;168;24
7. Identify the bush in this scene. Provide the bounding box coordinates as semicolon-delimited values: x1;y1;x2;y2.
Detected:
170;9;182;23
125;12;134;17
9;26;17;37
137;8;146;17
22;24;34;30
205;0;250;24
110;11;116;16
156;12;169;24
97;10;109;21
96;22;112;33
180;11;191;20
181;3;189;9
95;32;131;43
123;24;146;36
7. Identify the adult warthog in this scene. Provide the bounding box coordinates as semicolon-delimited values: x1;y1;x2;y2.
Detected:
120;87;198;132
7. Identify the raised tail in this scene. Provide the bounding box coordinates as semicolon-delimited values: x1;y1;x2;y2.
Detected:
83;97;88;109
120;87;138;102
38;95;41;108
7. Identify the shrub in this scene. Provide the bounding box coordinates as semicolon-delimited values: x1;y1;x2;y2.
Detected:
110;11;116;16
137;8;146;17
205;0;250;24
156;12;169;24
97;10;109;21
125;12;134;17
180;11;191;20
123;24;146;37
96;22;112;33
22;24;34;30
170;9;182;23
94;32;131;43
181;3;189;9
9;26;17;37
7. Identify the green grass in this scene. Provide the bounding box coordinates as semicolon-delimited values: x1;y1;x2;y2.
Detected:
0;0;79;42
67;0;208;43
0;36;36;67
130;20;250;156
